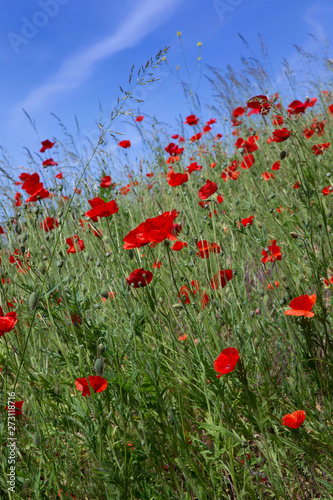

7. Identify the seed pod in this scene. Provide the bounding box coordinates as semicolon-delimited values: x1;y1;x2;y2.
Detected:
101;288;109;299
33;432;41;446
22;402;29;416
99;344;105;356
290;232;298;239
279;150;287;160
38;262;46;275
94;358;104;376
29;292;39;311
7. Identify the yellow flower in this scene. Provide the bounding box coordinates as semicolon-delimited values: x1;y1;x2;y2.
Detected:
198;57;202;61
197;42;202;47
176;65;180;71
177;31;182;37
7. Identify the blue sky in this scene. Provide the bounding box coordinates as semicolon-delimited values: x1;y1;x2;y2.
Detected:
0;0;332;188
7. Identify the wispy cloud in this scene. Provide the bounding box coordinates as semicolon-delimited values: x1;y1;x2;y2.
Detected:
11;0;183;122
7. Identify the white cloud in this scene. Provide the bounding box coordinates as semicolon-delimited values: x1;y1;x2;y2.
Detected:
11;0;183;121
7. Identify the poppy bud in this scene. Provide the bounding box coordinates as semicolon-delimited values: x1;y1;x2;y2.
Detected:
22;402;29;416
289;232;298;239
128;249;134;260
32;207;40;215
242;441;249;448
163;239;170;247
29;292;39;311
94;358;104;376
33;432;41;446
38;262;46;275
20;246;26;254
264;294;269;305
19;233;29;244
326;209;332;218
279;150;287;160
328;226;332;234
57;260;64;268
15;225;22;235
99;344;105;355
101;288;109;299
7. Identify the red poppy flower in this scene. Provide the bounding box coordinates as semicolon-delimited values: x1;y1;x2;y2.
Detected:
166;170;188;187
123;210;179;249
312;143;330;155
232;107;245;118
100;175;112;188
262;171;274;181
288;100;308;115
184;114;199;125
207;118;216;125
273;115;284;125
40;140;55;153
187;162;202;174
294;182;301;189
119;140;131;148
70;313;82;325
43;158;58;167
267;128;291;143
197;240;220;259
271;161;281;171
165;142;184;157
14;192;22;207
284;294;316;318
0;225;5;234
238;215;254;228
136;116;144;122
85;197;119;221
235;136;259;153
329;104;333;115
55;172;63;179
214;133;223;140
126;268;153;288
75;376;107;397
203;125;211;133
171;241;188;251
191;132;202;142
211;270;233;289
261;240;281;263
153;261;162;269
247;95;271;115
41;217;59;232
5;400;24;415
214;347;239;377
146;172;154;178
322;186;333;195
66;236;85;254
198;179;218;200
282;410;305;429
0;306;17;337
240;154;255;169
